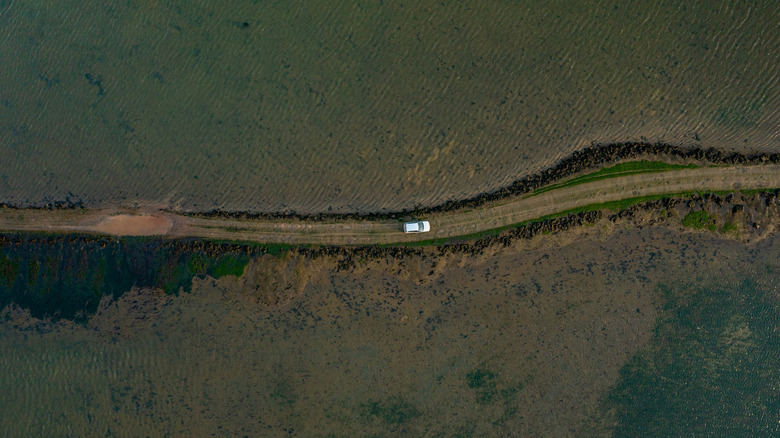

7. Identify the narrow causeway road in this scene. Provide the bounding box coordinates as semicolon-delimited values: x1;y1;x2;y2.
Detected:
1;164;778;245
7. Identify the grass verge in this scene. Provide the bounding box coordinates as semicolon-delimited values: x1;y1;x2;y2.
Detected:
529;160;698;196
386;190;733;248
682;210;717;231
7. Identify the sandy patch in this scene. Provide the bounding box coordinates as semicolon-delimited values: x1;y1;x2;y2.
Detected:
92;214;173;236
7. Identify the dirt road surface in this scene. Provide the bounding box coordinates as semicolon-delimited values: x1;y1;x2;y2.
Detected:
1;164;778;245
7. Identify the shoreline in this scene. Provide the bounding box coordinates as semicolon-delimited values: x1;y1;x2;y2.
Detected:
1;189;777;322
1;188;777;321
173;142;780;220
0;164;778;245
1;142;779;220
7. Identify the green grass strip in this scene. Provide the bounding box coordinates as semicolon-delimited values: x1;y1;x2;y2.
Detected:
386;190;741;248
200;188;774;249
529;160;698;196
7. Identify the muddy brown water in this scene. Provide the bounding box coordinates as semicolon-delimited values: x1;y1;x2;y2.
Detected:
1;228;777;436
1;1;779;435
1;1;778;214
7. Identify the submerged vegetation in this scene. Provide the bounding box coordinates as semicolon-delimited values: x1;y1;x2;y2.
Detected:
465;368;525;427
0;253;19;286
0;235;251;321
597;280;780;436
361;397;421;426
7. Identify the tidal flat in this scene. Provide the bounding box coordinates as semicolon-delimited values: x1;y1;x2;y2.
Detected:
1;203;777;436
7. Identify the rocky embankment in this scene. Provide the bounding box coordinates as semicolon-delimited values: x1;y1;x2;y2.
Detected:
174;189;780;309
1;189;777;320
2;141;779;319
178;142;780;221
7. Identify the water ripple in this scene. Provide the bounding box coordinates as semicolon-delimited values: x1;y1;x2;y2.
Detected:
0;0;778;214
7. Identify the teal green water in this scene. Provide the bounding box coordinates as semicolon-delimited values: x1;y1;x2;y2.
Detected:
1;1;778;213
0;236;251;321
598;278;780;436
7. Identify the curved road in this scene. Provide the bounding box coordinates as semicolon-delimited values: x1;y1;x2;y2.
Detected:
1;164;778;245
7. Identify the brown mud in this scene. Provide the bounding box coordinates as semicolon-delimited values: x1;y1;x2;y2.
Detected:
3;201;777;436
92;214;173;236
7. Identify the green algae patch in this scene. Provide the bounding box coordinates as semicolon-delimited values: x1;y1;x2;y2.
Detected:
720;222;738;233
0;253;18;286
595;280;780;436
159;253;249;294
361;396;421;425
464;367;526;426
682;210;717;230
467;368;497;389
211;254;250;277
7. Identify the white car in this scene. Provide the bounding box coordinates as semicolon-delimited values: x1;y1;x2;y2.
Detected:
403;220;430;233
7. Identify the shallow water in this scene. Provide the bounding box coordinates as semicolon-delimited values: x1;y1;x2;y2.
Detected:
1;230;777;435
1;0;778;213
2;3;778;435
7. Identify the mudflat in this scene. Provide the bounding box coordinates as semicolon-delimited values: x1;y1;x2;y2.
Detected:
3;225;777;436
